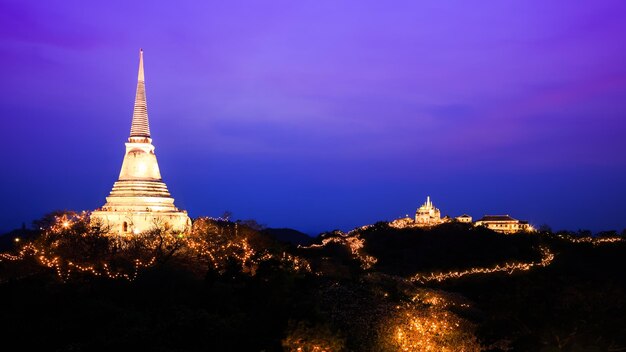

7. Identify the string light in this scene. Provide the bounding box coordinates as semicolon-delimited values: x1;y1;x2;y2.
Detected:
556;234;624;246
0;213;312;282
300;233;377;269
300;226;625;284
409;246;555;283
2;212;622;284
380;295;480;352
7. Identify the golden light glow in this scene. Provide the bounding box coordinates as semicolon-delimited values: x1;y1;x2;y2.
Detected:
410;246;555;283
380;298;480;352
557;234;624;246
1;212;623;286
0;213;311;282
300;232;377;269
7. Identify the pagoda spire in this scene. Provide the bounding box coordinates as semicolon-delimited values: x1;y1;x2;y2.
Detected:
130;49;151;138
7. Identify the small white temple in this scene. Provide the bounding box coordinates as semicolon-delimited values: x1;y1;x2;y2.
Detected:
91;50;191;234
414;196;442;225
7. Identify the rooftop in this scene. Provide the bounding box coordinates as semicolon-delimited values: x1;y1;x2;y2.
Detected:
477;215;518;222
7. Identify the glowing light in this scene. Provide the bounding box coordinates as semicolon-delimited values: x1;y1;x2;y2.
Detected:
410;246;555;283
382;301;480;351
557;234;624;246
0;213;314;283
300;232;377;269
2;211;622;287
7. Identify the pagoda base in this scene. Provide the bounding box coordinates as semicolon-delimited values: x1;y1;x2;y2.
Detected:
91;209;191;235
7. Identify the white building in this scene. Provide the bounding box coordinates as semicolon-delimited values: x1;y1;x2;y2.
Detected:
474;215;531;234
91;50;191;234
414;196;442;226
455;214;473;223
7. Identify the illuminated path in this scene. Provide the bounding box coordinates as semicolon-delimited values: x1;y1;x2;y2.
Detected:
300;231;625;284
409;236;624;283
409;246;555;284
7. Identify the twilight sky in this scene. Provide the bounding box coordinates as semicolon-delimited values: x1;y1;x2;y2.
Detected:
1;0;626;234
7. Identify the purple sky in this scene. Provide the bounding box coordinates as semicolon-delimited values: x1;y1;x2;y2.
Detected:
1;1;626;234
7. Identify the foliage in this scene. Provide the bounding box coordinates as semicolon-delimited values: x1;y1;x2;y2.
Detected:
1;211;626;351
376;303;480;352
282;321;346;352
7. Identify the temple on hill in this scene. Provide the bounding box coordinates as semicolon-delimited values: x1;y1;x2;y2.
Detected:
415;196;442;225
91;50;191;234
390;197;532;233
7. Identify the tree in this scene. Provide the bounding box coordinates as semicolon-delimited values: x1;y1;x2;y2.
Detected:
538;224;552;234
221;210;233;221
33;210;78;231
597;230;618;238
282;321;346;352
375;304;481;352
237;219;265;231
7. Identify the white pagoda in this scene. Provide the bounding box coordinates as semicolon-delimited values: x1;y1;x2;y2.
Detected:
91;50;191;234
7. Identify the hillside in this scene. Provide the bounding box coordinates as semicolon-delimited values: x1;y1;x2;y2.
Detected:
0;213;624;351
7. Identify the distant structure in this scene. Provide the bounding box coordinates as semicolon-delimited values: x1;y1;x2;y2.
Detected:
390;196;532;234
390;196;447;228
455;214;472;223
474;215;531;234
91;50;191;234
414;196;442;226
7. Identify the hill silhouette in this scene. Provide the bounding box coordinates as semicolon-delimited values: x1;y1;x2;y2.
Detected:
263;227;313;245
0;212;625;351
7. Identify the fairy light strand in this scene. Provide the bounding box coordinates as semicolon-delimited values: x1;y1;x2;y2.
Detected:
1;213;312;283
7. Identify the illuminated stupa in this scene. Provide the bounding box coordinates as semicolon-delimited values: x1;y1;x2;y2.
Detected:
91;50;191;234
414;196;442;226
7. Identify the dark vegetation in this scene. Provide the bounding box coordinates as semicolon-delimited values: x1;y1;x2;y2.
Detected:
361;222;543;275
263;227;313;246
0;213;625;351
